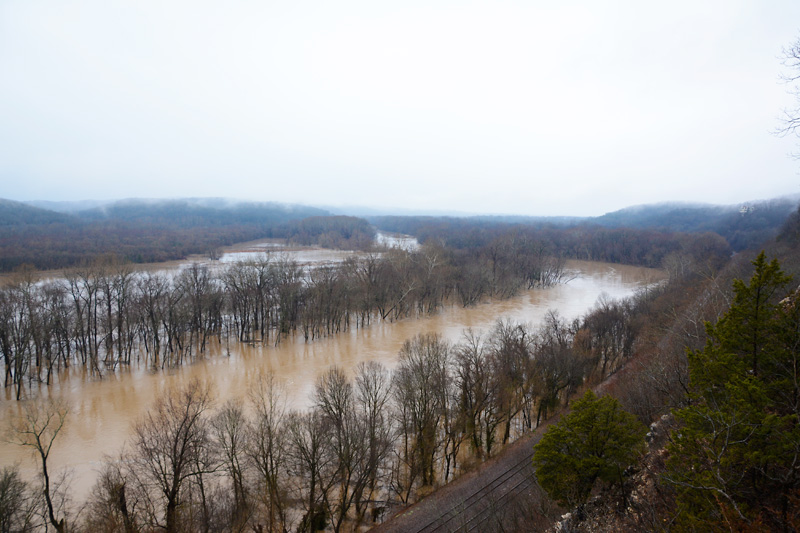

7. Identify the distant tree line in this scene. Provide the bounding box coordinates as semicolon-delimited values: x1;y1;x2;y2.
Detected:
0;199;332;272
591;198;798;250
372;197;797;255
281;216;376;250
372;216;732;269
0;223;268;271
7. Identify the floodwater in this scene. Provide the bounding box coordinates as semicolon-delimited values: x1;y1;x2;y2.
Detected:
187;231;418;269
0;259;664;501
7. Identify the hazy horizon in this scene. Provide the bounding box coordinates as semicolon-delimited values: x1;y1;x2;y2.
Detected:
2;1;800;216
16;191;800;221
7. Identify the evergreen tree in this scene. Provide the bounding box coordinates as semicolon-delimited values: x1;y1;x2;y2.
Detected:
668;252;800;530
533;389;647;513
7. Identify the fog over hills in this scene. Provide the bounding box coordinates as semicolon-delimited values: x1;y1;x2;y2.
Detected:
1;193;797;272
0;198;73;226
14;194;800;231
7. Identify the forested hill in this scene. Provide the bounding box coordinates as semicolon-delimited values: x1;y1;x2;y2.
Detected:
0;198;73;226
371;196;800;254
3;195;798;272
593;198;799;250
0;198;331;271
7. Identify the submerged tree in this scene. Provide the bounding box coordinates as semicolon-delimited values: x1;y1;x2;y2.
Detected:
533;390;646;514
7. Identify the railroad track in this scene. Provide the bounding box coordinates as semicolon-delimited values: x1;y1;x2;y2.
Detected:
416;450;536;533
373;426;552;533
427;452;535;532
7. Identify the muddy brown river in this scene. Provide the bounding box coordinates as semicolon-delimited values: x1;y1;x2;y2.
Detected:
0;259;664;500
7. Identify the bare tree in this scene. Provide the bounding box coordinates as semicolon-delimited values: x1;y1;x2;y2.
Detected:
247;371;289;533
177;263;222;355
211;399;251;531
272;256;304;338
349;254;381;327
96;256;135;367
581;295;637;381
223;261;259;343
454;330;495;459
314;366;367;533
129;379;216;533
486;321;530;448
0;283;33;400
0;466;37;533
779;35;800;154
135;272;169;364
82;461;142;533
392;333;450;492
286;409;336;533
66;265;103;375
7;399;70;532
352;361;394;525
534;312;585;425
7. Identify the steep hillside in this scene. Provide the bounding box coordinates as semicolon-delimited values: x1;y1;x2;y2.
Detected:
553;211;800;531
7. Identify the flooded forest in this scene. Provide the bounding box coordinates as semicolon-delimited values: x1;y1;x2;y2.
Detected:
0;212;738;533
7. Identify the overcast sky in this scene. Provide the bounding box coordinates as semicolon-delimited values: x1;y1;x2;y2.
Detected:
1;1;800;216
